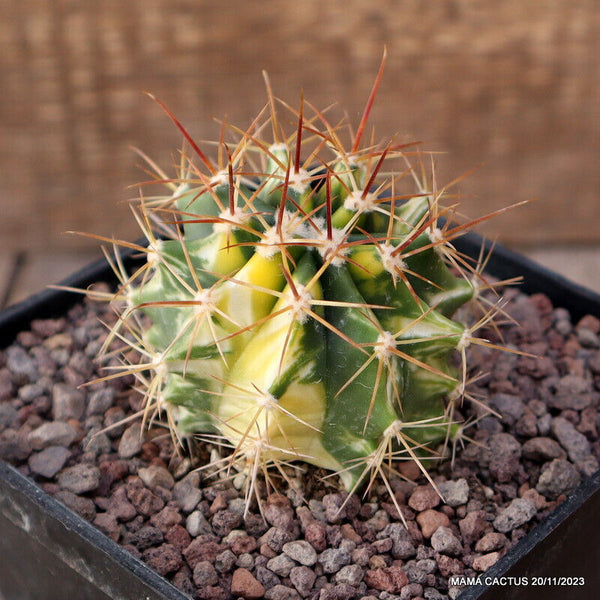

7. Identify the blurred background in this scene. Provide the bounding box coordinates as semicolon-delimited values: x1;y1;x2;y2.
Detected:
1;0;598;307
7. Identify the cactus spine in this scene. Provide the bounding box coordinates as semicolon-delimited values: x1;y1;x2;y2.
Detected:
94;62;513;507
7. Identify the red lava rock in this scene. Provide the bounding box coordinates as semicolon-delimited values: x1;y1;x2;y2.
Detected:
472;551;501;572
416;509;450;539
231;567;266;599
522;437;566;462
520;488;548;511
264;492;295;528
576;314;600;334
107;486;137;521
54;490;96;520
474;532;508;553
126;485;165;517
230;534;258;555
138;464;175;490
435;553;465;577
304;520;327;552
139;441;160;462
459;510;489;545
143;543;183;577
197;586;227;600
408;485;441;512
211;509;244;537
398;460;422;481
150;504;183;532
259;543;277;558
165;524;192;552
210;492;228;513
183;536;225;568
99;459;129;487
365;565;408;593
192;560;219;587
340;523;362;544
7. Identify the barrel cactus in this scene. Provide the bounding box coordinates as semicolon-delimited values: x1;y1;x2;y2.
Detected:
90;64;516;510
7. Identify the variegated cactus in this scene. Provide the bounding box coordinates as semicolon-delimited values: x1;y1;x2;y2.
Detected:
88;58;518;509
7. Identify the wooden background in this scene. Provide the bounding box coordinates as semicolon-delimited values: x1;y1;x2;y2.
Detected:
1;0;598;252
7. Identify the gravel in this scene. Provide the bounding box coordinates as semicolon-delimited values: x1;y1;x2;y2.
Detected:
1;286;600;599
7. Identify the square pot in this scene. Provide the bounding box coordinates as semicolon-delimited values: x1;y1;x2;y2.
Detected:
1;234;599;600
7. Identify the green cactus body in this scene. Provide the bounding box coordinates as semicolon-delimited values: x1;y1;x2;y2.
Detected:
101;84;508;502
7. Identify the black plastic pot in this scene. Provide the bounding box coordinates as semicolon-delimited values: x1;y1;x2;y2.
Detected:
1;235;599;600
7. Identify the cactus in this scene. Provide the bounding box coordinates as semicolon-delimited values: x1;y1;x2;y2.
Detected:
87;58;520;511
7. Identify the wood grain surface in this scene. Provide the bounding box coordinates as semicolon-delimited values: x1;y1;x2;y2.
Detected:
1;0;598;250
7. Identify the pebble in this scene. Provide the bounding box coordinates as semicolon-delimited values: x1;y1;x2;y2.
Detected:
438;479;469;507
215;549;237;573
126;485;165;516
28;421;77;450
183;536;225;567
489;393;525;425
283;540;318;566
150;505;183;533
430;526;463;556
57;463;101;494
107;486;137;521
488;433;522;483
405;558;437;585
6;346;38;384
365;565;409;593
493;498;537;533
380;523;417;560
138;465;175;490
0;368;14;401
472;551;501;572
28;445;70;478
117;423;144;458
264;584;302;600
231;567;265;599
409;485;441;512
52;383;85;421
334;564;364;586
552;417;599;474
211;509;243;537
173;471;202;513
86;388;115;416
256;565;281;590
268;554;297;577
260;526;295;553
228;531;258;555
82;426;112;455
94;512;120;542
416;509;450;539
291;565;318;596
18;383;44;404
0;428;32;461
458;511;488;545
474;532;508;553
55;489;96;520
236;552;254;569
165;525;191;552
127;525;164;550
318;541;354;573
522;437;566;462
0;403;19;427
143;544;183;577
186;510;212;537
192;560;219;587
536;459;581;498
